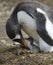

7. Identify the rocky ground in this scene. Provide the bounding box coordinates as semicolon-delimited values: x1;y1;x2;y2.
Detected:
0;0;53;65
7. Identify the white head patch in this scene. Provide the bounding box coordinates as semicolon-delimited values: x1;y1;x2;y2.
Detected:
36;8;46;15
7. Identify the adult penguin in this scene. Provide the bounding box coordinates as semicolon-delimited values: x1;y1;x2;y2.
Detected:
6;1;53;52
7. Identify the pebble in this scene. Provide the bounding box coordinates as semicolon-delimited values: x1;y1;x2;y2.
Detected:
0;40;6;44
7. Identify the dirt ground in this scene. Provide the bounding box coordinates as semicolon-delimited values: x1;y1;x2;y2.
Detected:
0;0;53;65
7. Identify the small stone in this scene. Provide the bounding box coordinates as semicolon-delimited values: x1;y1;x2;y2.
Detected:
0;40;6;44
21;56;25;59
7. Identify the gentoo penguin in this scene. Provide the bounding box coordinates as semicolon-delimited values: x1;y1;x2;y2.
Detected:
6;1;53;52
6;9;30;49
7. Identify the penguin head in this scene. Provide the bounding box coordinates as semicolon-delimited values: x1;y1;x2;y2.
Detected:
6;16;21;42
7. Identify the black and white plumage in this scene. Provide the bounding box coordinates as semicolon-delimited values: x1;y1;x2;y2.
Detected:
6;1;53;52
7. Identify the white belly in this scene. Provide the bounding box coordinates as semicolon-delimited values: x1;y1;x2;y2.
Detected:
17;11;39;43
24;26;39;42
39;37;53;52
